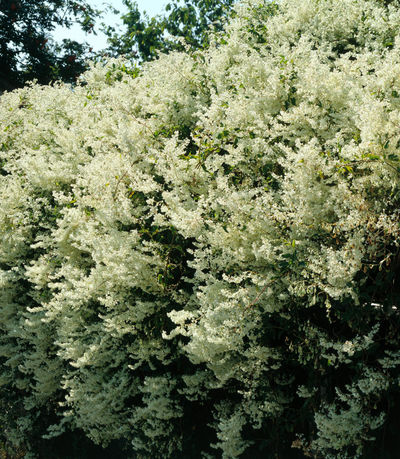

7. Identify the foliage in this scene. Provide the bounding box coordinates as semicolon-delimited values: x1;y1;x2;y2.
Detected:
2;0;400;457
105;0;236;61
0;0;99;91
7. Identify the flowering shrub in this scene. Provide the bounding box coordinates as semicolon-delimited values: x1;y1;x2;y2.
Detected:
2;0;400;457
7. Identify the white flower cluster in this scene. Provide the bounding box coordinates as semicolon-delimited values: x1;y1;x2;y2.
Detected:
2;0;400;457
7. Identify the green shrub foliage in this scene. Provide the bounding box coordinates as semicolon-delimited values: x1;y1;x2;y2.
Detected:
2;0;400;457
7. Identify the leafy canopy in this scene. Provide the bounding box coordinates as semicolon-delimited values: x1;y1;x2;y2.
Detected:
105;0;236;61
0;0;99;91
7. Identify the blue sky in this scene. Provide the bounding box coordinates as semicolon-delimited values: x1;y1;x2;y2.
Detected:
53;1;168;51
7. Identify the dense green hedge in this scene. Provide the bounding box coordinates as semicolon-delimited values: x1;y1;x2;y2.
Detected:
2;0;400;457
